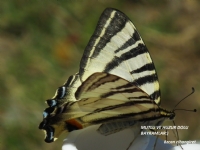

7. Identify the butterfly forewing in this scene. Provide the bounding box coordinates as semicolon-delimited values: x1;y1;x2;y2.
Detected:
79;8;160;104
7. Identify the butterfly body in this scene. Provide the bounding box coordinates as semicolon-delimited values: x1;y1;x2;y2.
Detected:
39;8;175;143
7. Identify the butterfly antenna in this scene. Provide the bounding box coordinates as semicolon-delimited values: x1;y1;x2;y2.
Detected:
173;87;195;110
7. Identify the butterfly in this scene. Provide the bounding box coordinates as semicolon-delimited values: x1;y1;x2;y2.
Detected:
39;8;175;145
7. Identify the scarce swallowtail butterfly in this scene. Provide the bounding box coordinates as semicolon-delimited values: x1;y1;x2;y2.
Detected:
39;8;176;146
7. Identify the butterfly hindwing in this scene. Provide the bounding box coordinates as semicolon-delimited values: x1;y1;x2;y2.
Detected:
76;72;150;108
73;73;161;125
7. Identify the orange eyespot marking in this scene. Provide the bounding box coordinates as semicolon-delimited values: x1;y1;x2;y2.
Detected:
66;119;83;129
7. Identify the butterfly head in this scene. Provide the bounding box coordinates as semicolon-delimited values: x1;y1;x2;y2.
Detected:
169;111;175;120
159;108;176;121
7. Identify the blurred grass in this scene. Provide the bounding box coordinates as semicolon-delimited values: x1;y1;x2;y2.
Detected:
0;0;200;149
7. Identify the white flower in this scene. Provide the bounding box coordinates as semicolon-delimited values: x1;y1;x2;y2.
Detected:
62;124;200;150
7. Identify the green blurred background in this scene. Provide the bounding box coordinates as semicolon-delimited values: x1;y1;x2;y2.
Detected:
0;0;200;149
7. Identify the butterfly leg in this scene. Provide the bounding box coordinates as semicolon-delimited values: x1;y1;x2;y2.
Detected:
172;121;183;150
149;129;160;150
126;129;141;150
153;134;159;150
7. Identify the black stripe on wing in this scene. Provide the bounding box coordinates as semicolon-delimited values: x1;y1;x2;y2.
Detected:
81;107;161;124
149;90;161;101
114;29;141;53
103;43;147;72
80;9;128;71
101;87;144;99
86;74;119;92
133;74;157;86
80;103;174;125
130;63;155;74
128;95;150;100
64;73;79;87
75;73;119;98
87;100;153;113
